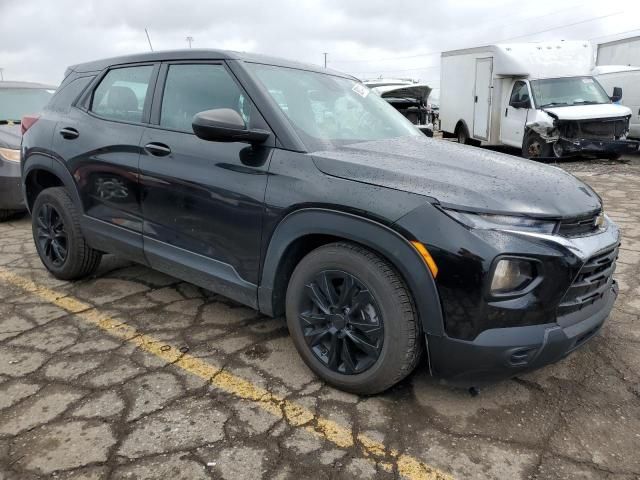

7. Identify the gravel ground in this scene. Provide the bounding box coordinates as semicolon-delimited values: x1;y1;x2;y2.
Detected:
1;149;639;480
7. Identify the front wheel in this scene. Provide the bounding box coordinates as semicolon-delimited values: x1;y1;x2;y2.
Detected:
522;132;553;159
32;187;102;280
285;242;422;394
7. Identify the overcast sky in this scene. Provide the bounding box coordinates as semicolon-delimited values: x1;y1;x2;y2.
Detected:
1;0;639;99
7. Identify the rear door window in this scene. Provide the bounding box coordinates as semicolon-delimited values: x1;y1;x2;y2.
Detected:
159;64;251;132
91;66;154;123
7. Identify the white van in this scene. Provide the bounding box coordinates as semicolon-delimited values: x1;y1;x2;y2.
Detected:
593;65;640;139
439;41;638;159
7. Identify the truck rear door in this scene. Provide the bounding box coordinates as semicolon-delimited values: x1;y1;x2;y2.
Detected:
473;57;492;140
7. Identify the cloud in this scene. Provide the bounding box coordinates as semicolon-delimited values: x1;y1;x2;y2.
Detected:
0;0;638;92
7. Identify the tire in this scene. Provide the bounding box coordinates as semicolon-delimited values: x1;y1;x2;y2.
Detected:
522;132;553;159
285;242;422;394
0;210;14;222
603;152;622;160
456;124;470;145
32;187;102;280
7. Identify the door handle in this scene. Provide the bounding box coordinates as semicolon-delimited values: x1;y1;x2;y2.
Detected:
475;95;478;103
144;142;171;157
59;127;79;139
505;108;508;117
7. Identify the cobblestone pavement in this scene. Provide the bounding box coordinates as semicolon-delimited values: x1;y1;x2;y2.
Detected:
1;154;639;480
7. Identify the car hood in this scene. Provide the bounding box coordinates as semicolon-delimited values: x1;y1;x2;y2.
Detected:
0;124;21;149
311;135;601;218
374;84;432;104
542;103;631;120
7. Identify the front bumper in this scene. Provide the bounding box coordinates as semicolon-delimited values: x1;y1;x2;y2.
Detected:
0;158;25;210
557;137;639;156
427;280;617;385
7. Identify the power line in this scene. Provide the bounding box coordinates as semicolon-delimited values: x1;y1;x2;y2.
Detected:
351;22;639;79
334;10;624;65
590;27;640;41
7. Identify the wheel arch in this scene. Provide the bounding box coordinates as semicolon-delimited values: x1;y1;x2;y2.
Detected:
454;119;470;137
23;155;82;213
258;208;445;337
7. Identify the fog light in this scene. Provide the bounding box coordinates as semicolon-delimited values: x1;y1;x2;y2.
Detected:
490;259;535;294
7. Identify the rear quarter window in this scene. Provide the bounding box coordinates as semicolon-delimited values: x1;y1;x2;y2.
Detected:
90;65;154;123
47;76;94;113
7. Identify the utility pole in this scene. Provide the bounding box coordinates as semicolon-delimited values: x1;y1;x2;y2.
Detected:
145;28;154;52
323;52;328;68
186;36;194;49
0;68;4;81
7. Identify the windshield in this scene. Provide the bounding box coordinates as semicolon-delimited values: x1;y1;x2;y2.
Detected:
530;77;610;108
0;88;55;122
246;63;420;151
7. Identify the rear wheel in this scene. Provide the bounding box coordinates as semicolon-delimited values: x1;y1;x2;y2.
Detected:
457;124;470;145
522;132;553;159
285;242;422;394
32;187;102;280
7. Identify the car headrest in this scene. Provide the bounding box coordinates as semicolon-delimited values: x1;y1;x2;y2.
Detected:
108;86;139;112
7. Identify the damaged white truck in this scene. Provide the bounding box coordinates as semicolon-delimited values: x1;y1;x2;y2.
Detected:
439;41;640;159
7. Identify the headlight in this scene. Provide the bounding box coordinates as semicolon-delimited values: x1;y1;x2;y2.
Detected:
0;147;20;163
443;208;557;234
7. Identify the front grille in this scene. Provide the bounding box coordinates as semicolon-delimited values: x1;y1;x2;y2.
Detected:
557;212;600;237
557;245;619;316
563;117;628;140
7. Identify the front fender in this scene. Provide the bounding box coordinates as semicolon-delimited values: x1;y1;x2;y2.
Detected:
258;208;445;337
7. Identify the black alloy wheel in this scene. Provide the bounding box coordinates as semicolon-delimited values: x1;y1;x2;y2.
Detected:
299;270;384;375
35;203;68;267
31;187;102;280
286;242;422;394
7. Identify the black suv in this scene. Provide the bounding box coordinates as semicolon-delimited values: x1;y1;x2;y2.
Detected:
21;50;620;394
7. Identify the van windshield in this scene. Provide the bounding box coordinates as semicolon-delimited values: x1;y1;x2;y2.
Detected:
246;63;420;151
0;88;55;122
530;77;610;108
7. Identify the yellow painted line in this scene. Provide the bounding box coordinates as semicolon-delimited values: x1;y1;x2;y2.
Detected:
0;268;453;480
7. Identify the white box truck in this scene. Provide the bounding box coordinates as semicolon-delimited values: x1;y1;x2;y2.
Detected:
593;65;640;139
439;41;639;159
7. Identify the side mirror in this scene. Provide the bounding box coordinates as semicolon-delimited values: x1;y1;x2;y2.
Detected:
511;99;531;109
610;86;623;103
192;108;269;144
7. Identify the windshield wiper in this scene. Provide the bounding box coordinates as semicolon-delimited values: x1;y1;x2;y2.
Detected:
0;119;22;125
540;102;569;108
572;100;603;105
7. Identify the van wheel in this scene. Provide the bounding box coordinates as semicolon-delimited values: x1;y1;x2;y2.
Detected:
285;242;422;394
32;187;102;280
456;125;470;144
522;132;552;159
